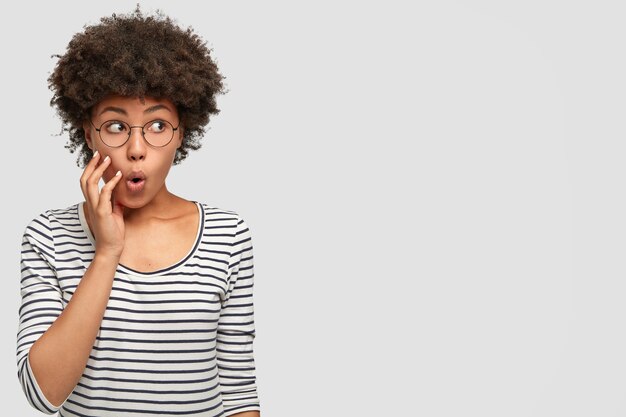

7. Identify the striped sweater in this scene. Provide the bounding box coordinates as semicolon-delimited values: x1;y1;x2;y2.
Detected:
16;201;260;416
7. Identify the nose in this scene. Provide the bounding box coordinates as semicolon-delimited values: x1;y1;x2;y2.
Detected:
126;126;146;161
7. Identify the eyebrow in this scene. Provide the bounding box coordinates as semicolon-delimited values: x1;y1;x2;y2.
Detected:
98;104;173;116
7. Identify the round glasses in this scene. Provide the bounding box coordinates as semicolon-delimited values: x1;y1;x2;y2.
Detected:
90;119;180;148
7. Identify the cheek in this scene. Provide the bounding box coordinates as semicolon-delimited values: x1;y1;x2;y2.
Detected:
102;160;120;182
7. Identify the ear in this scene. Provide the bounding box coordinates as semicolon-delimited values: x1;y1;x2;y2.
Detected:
176;126;184;149
82;121;94;151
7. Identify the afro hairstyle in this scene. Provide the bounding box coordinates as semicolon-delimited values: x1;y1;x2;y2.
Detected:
48;5;226;168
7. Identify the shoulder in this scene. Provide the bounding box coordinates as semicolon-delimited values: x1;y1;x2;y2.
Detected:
22;202;82;239
196;202;245;224
195;202;253;237
21;203;80;262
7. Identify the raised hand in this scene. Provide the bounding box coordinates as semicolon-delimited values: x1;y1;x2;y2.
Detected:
79;151;126;260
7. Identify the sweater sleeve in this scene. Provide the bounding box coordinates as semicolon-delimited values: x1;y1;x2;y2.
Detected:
16;212;66;414
217;214;261;416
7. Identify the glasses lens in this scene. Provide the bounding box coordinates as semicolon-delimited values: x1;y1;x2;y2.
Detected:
99;120;130;147
143;120;175;147
97;120;176;147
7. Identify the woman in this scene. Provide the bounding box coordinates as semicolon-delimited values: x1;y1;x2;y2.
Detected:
16;7;261;417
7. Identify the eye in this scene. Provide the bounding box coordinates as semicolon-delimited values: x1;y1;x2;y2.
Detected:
146;120;168;133
103;121;128;134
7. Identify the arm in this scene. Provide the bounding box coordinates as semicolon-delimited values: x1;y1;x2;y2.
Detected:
17;152;124;411
17;214;119;411
17;213;63;414
217;215;261;417
29;255;119;407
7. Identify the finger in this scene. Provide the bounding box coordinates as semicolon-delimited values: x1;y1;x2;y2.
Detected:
86;155;111;207
80;150;100;201
97;170;123;213
112;193;125;218
110;190;126;218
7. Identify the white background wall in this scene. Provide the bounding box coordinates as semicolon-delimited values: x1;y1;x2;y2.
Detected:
1;1;623;415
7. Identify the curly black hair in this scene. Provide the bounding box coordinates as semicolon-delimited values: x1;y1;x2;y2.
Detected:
48;5;226;167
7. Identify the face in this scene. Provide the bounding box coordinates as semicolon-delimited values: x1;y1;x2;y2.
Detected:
83;95;183;210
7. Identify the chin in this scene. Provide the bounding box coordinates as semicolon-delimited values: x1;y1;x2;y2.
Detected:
119;200;146;210
113;190;151;209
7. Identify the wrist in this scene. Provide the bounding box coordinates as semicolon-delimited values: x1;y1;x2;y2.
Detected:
93;250;121;266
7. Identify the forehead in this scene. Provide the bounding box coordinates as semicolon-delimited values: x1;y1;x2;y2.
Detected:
91;95;177;117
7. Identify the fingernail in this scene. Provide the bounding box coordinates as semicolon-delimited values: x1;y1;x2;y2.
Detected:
104;155;110;162
115;170;121;176
92;150;99;158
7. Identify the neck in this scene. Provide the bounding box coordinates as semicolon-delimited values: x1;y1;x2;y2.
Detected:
121;183;183;224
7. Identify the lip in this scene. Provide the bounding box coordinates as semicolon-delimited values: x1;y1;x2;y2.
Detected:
127;170;146;181
125;170;146;193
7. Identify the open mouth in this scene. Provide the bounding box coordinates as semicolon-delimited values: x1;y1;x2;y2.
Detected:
126;171;146;192
126;178;145;192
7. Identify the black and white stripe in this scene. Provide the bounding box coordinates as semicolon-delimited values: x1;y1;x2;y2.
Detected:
17;202;260;416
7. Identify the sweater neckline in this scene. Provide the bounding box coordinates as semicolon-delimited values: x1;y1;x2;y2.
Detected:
77;201;204;276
